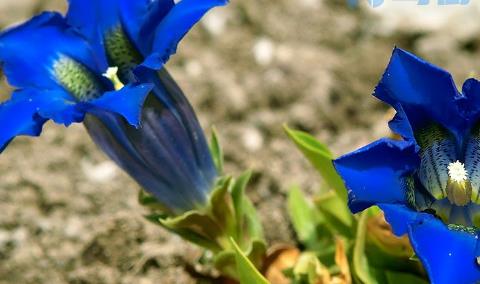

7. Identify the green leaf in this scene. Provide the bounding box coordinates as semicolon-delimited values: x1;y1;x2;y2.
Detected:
314;191;354;238
247;239;267;269
353;209;378;284
384;271;429;284
287;186;318;246
231;171;253;240
242;197;265;241
230;238;270;284
215;239;267;280
209;127;224;174
284;125;347;202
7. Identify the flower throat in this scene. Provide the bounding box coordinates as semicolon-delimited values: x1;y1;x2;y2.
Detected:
407;124;480;228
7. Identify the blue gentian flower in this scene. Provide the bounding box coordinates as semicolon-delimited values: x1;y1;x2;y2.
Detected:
0;0;224;212
0;12;154;150
334;48;480;284
0;0;225;150
63;0;223;212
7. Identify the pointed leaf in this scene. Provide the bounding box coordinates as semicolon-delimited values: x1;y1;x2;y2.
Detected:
287;185;318;245
353;209;378;284
231;171;253;239
230;238;270;284
284;125;347;202
314;191;354;237
247;239;267;270
242;198;265;241
215;239;267;280
209;127;224;174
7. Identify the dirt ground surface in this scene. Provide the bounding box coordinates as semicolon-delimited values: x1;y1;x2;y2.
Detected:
0;0;480;283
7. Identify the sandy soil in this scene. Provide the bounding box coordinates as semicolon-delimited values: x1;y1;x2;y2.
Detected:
0;0;479;283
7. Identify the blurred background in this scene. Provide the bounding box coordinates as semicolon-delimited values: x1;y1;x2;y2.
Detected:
0;0;479;283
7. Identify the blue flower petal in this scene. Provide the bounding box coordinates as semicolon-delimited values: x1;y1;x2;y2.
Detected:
375;48;465;141
0;92;47;151
0;83;151;134
411;223;480;284
136;0;175;54
460;78;480;126
86;83;153;127
0;12;104;90
84;88;216;213
388;105;416;143
333;138;419;213
67;0;117;38
141;0;228;69
381;204;480;284
66;0;174;59
380;203;425;236
12;88;84;126
148;69;218;185
67;0;151;56
123;93;214;200
84;113;198;212
66;0;108;68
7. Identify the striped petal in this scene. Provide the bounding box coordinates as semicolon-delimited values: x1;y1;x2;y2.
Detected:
465;123;480;203
415;124;457;200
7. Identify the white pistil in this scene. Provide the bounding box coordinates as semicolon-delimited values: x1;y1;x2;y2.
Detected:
448;161;468;183
103;66;124;90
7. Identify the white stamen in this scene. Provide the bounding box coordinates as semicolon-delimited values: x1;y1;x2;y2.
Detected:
103;67;124;90
448;161;468;183
104;66;117;77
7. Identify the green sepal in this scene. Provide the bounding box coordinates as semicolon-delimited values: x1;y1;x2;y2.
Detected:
141;171;266;280
314;191;355;238
209;127;224;175
208;177;237;240
284;125;347;202
160;210;226;251
138;189;171;213
230;238;270;284
145;176;260;251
